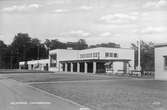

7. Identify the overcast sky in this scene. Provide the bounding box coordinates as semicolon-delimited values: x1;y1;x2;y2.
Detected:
0;0;167;47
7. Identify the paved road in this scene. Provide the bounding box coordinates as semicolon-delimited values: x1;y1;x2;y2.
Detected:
0;78;87;110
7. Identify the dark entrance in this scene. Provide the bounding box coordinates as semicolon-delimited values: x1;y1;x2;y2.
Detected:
87;62;93;73
80;62;84;72
67;63;71;72
73;63;77;72
97;62;106;73
62;63;65;71
31;64;33;70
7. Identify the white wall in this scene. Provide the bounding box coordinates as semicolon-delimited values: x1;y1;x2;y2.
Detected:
79;47;134;70
113;62;124;73
49;49;79;71
26;59;49;71
27;59;49;65
155;46;167;80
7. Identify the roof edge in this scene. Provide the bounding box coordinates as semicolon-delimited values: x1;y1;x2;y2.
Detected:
154;43;167;48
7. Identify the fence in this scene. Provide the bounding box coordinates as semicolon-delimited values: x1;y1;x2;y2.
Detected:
129;70;154;78
142;71;154;77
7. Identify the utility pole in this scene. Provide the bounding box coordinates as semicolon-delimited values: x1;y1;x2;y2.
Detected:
137;40;141;76
37;44;40;60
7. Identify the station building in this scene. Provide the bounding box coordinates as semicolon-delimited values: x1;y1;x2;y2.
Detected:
154;43;167;80
49;47;134;74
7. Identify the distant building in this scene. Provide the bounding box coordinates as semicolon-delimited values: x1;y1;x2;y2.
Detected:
19;59;49;71
49;47;134;74
19;61;28;69
154;43;167;80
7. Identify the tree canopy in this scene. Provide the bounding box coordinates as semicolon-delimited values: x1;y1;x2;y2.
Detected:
89;42;120;48
0;33;89;69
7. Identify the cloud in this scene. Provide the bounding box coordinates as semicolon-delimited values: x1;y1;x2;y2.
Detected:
69;30;90;36
144;0;167;8
2;5;26;12
47;1;66;5
100;32;111;37
79;6;93;10
100;13;137;24
141;26;166;34
0;34;5;38
2;4;41;12
28;4;40;8
53;9;68;13
131;12;139;16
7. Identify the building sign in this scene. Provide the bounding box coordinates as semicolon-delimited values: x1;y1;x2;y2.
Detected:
80;52;100;59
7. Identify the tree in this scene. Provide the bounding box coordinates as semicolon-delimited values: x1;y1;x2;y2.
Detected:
44;38;88;50
44;39;66;50
9;33;47;68
29;38;41;60
89;42;120;48
0;40;8;68
131;41;154;72
66;39;88;50
77;39;88;50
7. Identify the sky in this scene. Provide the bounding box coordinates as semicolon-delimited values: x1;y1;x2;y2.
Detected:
0;0;167;47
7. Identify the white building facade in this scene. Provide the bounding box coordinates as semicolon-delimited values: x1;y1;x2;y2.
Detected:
155;44;167;80
49;47;134;74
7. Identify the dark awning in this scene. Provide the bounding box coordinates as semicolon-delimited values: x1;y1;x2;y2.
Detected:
59;59;131;63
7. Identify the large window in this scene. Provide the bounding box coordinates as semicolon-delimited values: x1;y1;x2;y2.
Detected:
105;52;109;57
50;54;57;67
164;56;167;70
105;52;118;58
80;52;100;58
114;53;118;58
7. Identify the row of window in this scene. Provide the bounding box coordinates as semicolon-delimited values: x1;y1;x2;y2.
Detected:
105;52;118;58
80;52;100;58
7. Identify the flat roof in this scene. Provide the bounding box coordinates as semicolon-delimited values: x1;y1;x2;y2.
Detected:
82;47;133;50
49;47;134;53
154;43;167;48
59;59;131;63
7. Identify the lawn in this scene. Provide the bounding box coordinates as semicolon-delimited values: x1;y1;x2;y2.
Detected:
4;73;115;82
4;72;167;110
31;79;167;110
